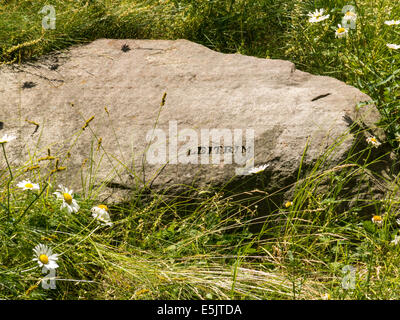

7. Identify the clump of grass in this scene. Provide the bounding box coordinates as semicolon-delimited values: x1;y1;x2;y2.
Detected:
0;0;293;63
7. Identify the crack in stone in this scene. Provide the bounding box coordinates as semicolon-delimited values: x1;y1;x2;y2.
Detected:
311;93;331;101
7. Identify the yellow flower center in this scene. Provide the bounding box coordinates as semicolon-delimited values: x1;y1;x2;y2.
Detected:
285;201;292;208
337;28;346;33
63;193;73;205
98;204;109;211
370;138;377;143
25;183;33;189
39;254;49;264
345;11;355;16
372;215;382;222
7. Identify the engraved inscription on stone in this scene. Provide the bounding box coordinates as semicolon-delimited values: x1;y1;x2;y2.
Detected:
187;145;251;155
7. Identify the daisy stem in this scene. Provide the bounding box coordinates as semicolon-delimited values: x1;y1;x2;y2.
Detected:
1;143;13;219
14;183;49;226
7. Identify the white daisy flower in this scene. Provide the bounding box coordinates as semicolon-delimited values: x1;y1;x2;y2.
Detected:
335;24;349;38
53;185;80;213
247;164;269;175
372;215;383;226
91;204;113;226
343;10;357;22
322;293;331;300
32;244;59;270
308;8;330;23
17;180;40;191
387;43;400;50
391;235;400;245
385;20;400;26
366;136;381;147
0;134;16;144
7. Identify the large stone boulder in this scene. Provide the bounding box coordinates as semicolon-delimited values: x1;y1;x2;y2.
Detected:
0;39;391;206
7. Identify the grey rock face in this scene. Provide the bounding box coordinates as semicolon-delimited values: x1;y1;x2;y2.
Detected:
0;39;388;205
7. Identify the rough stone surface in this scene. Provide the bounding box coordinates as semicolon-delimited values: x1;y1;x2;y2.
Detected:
0;39;389;204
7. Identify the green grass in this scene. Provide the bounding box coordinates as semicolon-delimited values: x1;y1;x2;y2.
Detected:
1;0;400;300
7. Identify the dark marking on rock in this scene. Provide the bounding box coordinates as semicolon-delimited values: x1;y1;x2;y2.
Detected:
32;125;39;135
135;47;163;51
104;181;132;190
49;64;59;70
343;114;354;126
22;81;37;89
0;122;3;130
311;93;331;101
121;44;131;52
13;66;64;83
343;114;368;136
